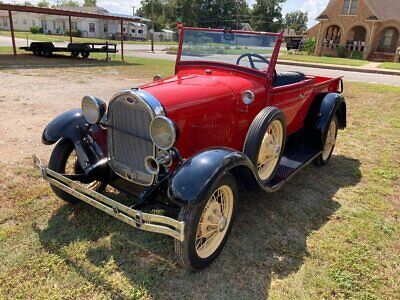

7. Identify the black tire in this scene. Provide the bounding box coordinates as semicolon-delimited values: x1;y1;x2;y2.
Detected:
71;51;80;57
81;51;90;58
32;48;41;56
243;107;286;185
175;174;238;270
42;50;53;58
314;116;338;167
48;139;107;204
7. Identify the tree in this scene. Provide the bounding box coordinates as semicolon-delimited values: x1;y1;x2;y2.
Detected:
37;0;50;8
251;0;286;32
24;1;34;6
284;10;308;34
83;0;97;7
59;0;80;6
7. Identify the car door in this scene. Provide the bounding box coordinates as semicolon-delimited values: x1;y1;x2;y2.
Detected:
268;78;314;135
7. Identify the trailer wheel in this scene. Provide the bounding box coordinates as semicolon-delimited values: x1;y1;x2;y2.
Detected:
43;50;53;58
81;51;90;59
32;48;41;56
71;51;79;57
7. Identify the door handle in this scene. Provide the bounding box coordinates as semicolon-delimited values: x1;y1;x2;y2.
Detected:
299;93;306;99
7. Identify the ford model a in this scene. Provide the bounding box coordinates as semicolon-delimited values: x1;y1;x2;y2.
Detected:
33;27;346;270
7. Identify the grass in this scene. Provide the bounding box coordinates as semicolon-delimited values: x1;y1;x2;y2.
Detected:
0;64;400;298
378;62;400;70
279;53;369;67
0;30;177;45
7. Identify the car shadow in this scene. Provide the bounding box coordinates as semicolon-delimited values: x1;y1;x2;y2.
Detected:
35;155;361;298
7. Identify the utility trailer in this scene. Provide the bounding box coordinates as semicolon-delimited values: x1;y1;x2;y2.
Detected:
20;42;118;58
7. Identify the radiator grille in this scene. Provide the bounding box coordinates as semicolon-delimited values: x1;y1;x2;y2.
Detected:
108;93;155;186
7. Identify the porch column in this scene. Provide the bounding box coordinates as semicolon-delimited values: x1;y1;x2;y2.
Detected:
68;16;72;43
8;10;17;59
316;22;324;56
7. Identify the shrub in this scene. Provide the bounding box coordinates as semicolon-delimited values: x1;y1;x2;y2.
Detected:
302;37;316;55
336;46;347;58
30;26;42;34
349;51;363;60
64;30;82;37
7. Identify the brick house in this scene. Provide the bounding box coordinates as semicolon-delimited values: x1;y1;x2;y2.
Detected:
307;0;400;62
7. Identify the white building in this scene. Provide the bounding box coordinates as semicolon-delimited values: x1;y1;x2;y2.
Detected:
0;6;148;40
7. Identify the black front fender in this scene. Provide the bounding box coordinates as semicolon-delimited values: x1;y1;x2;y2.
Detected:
42;109;87;145
167;148;255;207
42;109;107;173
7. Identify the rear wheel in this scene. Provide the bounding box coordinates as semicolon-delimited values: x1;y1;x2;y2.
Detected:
175;174;238;270
48;139;106;203
71;51;79;57
314;116;338;167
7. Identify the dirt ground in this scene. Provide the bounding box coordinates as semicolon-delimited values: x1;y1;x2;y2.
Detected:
0;65;143;164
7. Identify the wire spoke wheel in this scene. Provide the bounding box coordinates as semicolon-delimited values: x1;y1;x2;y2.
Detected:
195;185;234;259
257;120;284;181
322;119;337;161
65;150;103;190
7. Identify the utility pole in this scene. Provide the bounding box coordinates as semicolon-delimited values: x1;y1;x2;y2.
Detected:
151;0;155;51
130;5;135;16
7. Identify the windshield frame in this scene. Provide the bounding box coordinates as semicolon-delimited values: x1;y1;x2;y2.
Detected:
176;27;283;79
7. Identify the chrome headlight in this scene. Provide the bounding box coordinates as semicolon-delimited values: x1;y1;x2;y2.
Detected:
150;116;177;150
82;95;106;124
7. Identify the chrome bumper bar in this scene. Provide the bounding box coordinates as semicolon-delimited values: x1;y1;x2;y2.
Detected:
32;155;185;241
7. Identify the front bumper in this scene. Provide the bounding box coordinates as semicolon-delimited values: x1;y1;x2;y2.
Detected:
32;155;185;241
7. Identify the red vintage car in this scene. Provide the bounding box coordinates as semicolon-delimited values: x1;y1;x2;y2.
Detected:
33;27;346;270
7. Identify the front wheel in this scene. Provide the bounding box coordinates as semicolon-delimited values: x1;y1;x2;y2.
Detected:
48;139;107;203
314;116;338;167
175;174;238;270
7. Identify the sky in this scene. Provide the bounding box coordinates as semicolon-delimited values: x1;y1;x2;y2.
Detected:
7;0;329;27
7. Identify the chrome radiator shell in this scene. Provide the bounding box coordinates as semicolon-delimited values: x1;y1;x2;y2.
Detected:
107;89;165;186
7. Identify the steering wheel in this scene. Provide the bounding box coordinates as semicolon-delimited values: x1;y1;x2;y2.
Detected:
236;53;270;70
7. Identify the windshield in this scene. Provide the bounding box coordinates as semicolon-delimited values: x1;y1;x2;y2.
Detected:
178;29;279;71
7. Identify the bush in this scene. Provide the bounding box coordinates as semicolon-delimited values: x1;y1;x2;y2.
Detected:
30;26;42;34
336;46;347;58
303;37;316;55
349;51;363;60
64;30;82;37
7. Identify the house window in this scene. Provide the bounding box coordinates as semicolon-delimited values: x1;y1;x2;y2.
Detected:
123;27;126;32
342;0;358;15
138;30;143;34
71;21;77;31
32;20;35;26
23;19;27;25
131;29;136;33
62;21;66;31
89;23;95;33
104;23;108;33
2;18;8;27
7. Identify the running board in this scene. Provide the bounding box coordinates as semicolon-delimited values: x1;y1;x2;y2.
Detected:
268;145;321;190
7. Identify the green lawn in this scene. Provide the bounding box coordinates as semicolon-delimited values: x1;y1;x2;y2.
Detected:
379;62;400;70
0;30;178;45
279;53;369;67
0;60;399;298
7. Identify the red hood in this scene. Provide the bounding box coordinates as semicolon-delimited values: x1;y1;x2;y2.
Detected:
140;74;237;115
